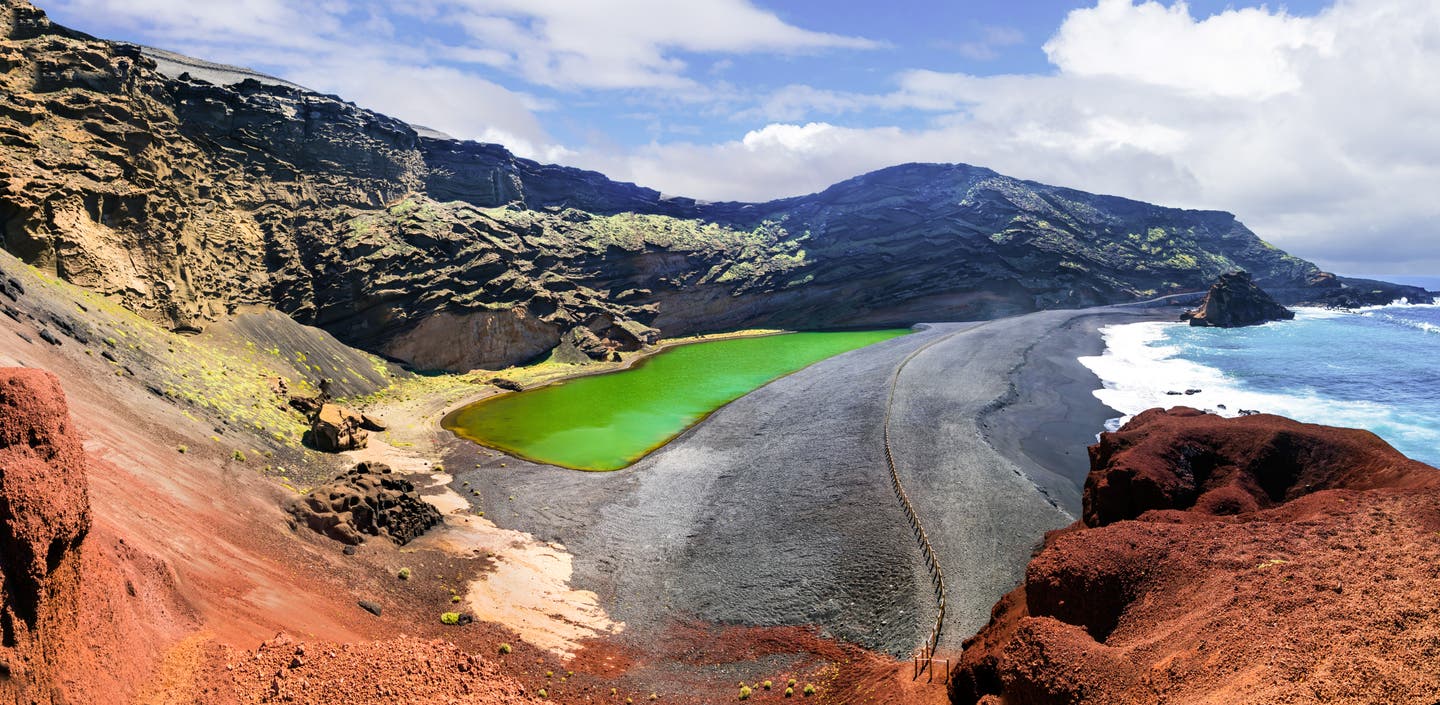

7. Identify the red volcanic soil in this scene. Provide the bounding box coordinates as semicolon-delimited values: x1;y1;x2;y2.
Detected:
0;349;941;703
951;407;1440;704
0;368;191;705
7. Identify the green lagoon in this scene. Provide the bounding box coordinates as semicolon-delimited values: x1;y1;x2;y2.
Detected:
443;329;909;470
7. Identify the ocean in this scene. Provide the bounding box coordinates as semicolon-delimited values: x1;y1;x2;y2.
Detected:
1079;301;1440;467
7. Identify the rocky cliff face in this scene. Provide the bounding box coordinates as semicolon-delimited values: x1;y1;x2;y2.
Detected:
0;368;89;704
950;408;1440;704
0;0;1424;371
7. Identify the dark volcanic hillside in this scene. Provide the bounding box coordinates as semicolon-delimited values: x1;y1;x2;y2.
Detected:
0;1;1424;370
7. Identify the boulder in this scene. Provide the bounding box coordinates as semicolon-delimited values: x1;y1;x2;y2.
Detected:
309;403;368;452
551;325;618;364
358;413;387;432
1181;271;1294;327
288;394;323;416
290;462;442;545
488;377;523;392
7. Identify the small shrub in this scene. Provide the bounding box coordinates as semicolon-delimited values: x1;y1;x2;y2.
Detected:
440;612;461;625
231;450;245;462
177;445;187;454
451;595;462;603
739;685;752;700
498;643;512;655
784;687;794;698
787;679;796;688
763;680;772;690
803;684;816;697
538;689;547;699
546;671;553;678
397;567;411;580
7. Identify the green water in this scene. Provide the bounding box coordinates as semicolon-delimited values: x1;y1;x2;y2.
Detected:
444;329;909;471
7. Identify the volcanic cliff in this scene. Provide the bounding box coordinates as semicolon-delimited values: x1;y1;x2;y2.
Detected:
951;407;1440;704
0;0;1426;372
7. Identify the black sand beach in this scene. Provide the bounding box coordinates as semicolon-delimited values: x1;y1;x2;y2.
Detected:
442;304;1175;655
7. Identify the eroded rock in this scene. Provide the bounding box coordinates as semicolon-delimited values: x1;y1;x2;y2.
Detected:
290;462;442;545
0;368;90;702
309;403;368;452
1181;270;1294;328
951;408;1440;704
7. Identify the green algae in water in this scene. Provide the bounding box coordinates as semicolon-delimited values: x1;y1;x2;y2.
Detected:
444;329;909;471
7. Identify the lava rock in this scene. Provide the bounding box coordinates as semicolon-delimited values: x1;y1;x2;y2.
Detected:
550;325;617;364
951;408;1440;704
357;600;382;616
1181;271;1294;328
290;462;442;545
488;377;523;392
0;368;92;696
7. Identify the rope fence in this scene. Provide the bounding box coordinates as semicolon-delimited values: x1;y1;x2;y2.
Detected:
880;322;987;681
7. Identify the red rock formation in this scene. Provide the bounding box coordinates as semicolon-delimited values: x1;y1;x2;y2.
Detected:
952;408;1440;704
0;368;201;705
0;368;90;703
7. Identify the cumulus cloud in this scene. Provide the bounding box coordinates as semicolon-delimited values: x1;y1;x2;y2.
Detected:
573;0;1440;274
1043;0;1328;99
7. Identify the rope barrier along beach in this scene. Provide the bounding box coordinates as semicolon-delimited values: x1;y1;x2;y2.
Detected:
881;322;989;680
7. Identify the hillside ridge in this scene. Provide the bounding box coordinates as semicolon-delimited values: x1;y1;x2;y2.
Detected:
0;0;1426;371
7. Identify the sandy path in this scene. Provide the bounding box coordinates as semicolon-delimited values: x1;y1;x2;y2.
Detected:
345;418;625;659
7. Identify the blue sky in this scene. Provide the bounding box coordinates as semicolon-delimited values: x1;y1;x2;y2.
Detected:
40;0;1440;275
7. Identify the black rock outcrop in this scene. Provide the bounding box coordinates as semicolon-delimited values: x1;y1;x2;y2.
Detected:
291;462;442;545
1182;271;1295;327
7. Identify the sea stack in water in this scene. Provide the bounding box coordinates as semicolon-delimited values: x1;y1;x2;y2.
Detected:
1181;270;1294;327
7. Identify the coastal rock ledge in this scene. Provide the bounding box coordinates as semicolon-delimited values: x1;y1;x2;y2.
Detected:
1182;270;1295;327
950;407;1440;704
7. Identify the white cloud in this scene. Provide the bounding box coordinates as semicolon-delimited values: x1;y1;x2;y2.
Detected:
571;0;1440;274
287;59;554;154
1043;0;1330;99
437;0;879;89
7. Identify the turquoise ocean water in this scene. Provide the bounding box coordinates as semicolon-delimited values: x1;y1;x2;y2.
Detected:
1080;299;1440;467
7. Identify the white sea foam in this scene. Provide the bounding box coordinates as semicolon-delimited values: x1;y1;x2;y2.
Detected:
1077;320;1436;447
1358;311;1440;335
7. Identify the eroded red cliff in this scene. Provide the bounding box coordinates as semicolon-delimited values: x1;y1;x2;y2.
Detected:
0;368;188;704
952;407;1440;704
